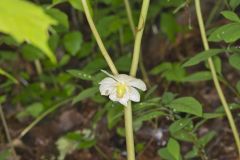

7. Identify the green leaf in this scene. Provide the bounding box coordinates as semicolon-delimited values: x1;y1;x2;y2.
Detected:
134;111;165;125
182;71;212;82
115;54;131;72
21;44;44;61
67;69;92;81
160;13;179;41
72;87;98;104
167;138;181;160
229;53;240;70
158;148;175;160
221;11;240;22
0;0;57;63
208;23;240;43
97;15;125;37
107;103;124;129
183;49;224;67
26;102;45;118
150;62;172;75
169;97;203;117
197;131;216;147
63;31;83;55
46;8;69;32
0;68;18;84
169;118;192;134
230;0;240;10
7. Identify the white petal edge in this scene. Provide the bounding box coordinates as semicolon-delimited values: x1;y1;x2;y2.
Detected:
99;84;115;96
129;79;147;91
129;87;140;102
99;77;116;85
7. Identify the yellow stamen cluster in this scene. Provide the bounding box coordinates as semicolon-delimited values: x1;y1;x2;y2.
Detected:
116;83;127;98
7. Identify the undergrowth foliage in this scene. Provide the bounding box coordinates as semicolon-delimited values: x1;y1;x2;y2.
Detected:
0;0;240;160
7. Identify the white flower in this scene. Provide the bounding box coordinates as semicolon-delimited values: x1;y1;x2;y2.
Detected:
99;70;147;106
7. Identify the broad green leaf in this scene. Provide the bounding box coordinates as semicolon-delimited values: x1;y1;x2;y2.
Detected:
230;0;240;10
134;111;165;125
97;15;125;37
169;97;203;117
67;69;92;81
0;0;57;63
72;87;98;104
26;102;45;117
185;147;198;159
221;11;240;22
46;8;69;32
158;148;175;160
182;71;212;82
21;44;44;61
229;53;240;70
208;23;240;43
150;62;172;75
63;31;83;55
169;118;192;134
183;49;223;67
115;54;131;72
197;131;216;147
167;138;181;160
82;58;107;74
160;13;179;41
0;68;18;84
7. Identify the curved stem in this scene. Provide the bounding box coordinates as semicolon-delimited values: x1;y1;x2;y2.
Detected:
195;0;240;157
19;98;71;139
130;0;150;77
81;0;118;75
0;104;17;158
124;0;151;87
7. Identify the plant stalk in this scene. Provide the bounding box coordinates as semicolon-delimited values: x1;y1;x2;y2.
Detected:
130;0;150;77
195;0;240;157
19;98;71;139
81;0;118;75
0;104;17;158
124;0;151;87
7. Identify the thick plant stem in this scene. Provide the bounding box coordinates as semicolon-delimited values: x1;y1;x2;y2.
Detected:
130;0;150;77
125;102;135;160
81;0;118;75
195;0;240;157
124;1;150;160
0;104;17;158
124;0;151;87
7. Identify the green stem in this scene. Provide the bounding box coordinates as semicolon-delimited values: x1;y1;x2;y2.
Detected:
124;1;150;160
19;98;71;139
0;104;17;158
125;102;135;160
124;0;151;87
34;60;46;89
81;0;118;75
195;0;240;157
124;0;135;35
130;0;150;77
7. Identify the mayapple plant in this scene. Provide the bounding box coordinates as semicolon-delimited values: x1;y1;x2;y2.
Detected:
81;0;149;159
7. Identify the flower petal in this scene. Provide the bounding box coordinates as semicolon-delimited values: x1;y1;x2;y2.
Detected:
129;79;146;91
99;84;115;96
99;77;116;85
129;87;140;102
119;95;129;106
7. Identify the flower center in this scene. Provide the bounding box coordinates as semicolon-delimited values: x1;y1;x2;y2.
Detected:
116;83;127;98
